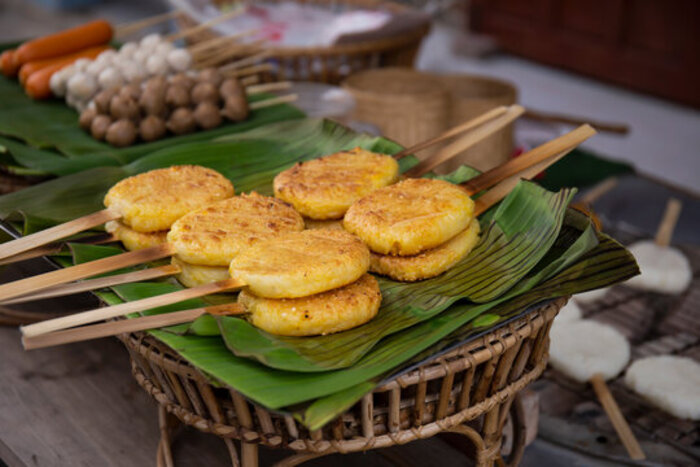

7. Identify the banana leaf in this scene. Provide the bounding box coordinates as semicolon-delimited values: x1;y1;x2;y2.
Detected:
211;181;575;372
0;71;305;175
0;119;412;227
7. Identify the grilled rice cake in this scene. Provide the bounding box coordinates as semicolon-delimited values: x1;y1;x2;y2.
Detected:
304;218;345;231
230;229;370;299
171;257;230;288
370;219;480;281
344;178;475;256
273;147;399;220
167;193;304;267
239;274;381;336
104;165;234;232
105;220;168;251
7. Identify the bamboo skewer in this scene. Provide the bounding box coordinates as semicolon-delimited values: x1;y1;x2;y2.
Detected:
579;177;619;206
248;94;298;110
246;82;291;95
654;198;682;247
114;10;183;38
22;303;245;350
0;232;116;266
0;209;119;262
219;51;272;72
222;63;273;78
21;278;244;338
187;30;257;55
407;105;525;177
0;244;175;303
590;373;646;460
3;264;180;305
18;125;595;349
166;8;244;42
194;40;267;69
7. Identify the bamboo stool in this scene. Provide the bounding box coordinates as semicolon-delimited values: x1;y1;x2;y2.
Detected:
119;297;564;466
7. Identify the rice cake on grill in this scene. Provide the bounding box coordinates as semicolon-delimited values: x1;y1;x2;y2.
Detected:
172;256;229;288
105;220;168;251
274;148;399;220
104;165;234;232
370;218;480;281
239;274;381;336
167;193;304;267
230;229;370;299
344;178;475;256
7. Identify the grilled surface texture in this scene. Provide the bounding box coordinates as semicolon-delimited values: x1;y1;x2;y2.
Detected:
104;165;234;232
273;147;399;220
172;256;230;288
370;218;481;281
167;193;304;267
344;178;475;256
105;220;168;251
230;229;370;299
239;274;381;336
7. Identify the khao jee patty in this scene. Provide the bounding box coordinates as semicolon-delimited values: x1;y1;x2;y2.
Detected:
230;229;370;299
239;274;381;336
104;165;234;233
370;219;480;281
273;147;399;220
167;193;304;267
105;220;168;251
344;178;475;256
171;257;230;288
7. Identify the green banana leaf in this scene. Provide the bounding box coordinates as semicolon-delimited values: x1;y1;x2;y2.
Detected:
0;71;305;175
0;119;413;228
211;180;575;372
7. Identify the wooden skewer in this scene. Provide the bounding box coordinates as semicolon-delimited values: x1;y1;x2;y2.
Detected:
524;109;629;135
219;50;272;72
221;63;273;78
114;10;183;38
0;232;116;266
462;124;596;196
0;209;120;262
246;81;291;95
393;106;508;161
22;303;245;350
240;75;260;86
249;94;298;110
166;8;243;42
195;41;267;69
3;264;180;305
579;177;619;206
21;278;244;338
187;30;257;54
590;373;646;460
654;198;682;247
0;244;174;304
407;105;525;177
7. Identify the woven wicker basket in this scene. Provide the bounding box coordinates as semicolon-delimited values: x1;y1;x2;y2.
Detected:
176;0;430;84
343;68;518;173
119;298;564;467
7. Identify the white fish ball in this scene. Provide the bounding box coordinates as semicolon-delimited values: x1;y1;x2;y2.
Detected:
67;72;98;100
72;58;91;72
121;60;145;82
85;59;106;76
625;240;692;294
96;49;117;63
132;48;150;65
98;68;124;90
166;48;192;72
145;55;170;76
49;67;71;97
140;33;163;50
119;42;138;58
155;41;175;55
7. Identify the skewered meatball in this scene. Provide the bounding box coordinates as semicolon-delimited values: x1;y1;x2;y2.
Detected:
165;84;190;108
106;119;137;147
79;107;97;130
139;91;166;117
169;72;195;91
222;91;249;122
167;107;196;135
93;88;117;114
191;82;219;104
219;78;243;100
197;68;223;87
139;115;167;142
90;114;112;140
167;49;192;72
120;83;142;101
193;101;222;130
110;95;140;121
144;76;168;93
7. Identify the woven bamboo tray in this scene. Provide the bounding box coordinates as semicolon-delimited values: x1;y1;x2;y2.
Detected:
118;297;564;467
177;0;430;84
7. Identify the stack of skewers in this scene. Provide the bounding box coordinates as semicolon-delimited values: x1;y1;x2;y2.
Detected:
0;107;598;349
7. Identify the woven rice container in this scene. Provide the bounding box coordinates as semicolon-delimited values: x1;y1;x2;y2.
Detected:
343;68;449;159
344;68;518;172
